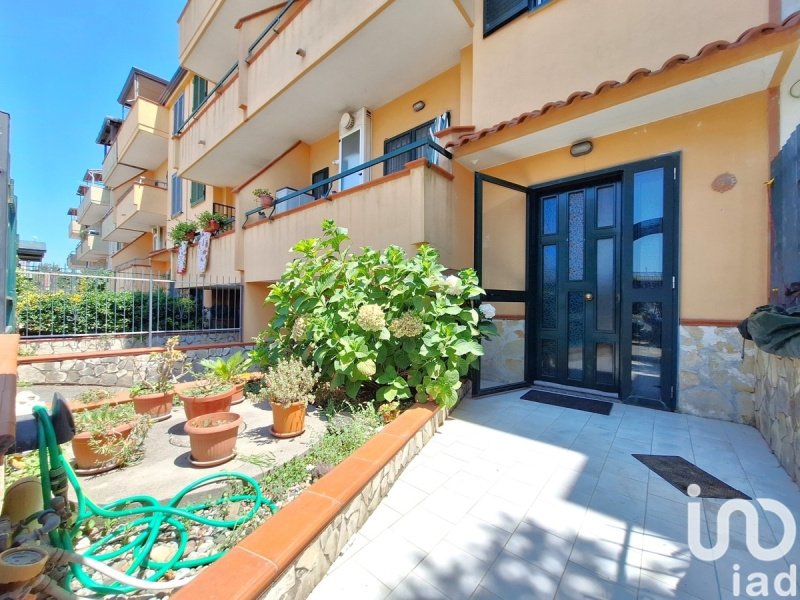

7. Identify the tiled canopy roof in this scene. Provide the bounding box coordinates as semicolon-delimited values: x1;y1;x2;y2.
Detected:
449;12;800;150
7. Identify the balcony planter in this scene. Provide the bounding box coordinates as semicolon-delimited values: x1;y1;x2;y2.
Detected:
204;220;221;233
178;383;235;421
184;412;242;467
252;188;274;209
131;391;173;422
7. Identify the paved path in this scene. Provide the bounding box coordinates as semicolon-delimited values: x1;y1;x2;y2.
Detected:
309;390;800;599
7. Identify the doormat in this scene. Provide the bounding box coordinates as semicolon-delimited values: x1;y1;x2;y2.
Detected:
632;454;751;499
520;389;613;415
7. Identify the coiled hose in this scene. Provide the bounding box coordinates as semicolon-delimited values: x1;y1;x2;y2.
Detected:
32;405;277;595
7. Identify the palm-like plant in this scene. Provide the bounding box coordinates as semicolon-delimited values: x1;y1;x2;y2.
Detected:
200;351;253;384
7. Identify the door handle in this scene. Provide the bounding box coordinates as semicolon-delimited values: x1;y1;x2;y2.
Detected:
584;292;594;301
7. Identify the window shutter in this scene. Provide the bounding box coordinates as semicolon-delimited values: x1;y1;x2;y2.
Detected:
484;0;528;36
191;76;208;112
173;94;185;134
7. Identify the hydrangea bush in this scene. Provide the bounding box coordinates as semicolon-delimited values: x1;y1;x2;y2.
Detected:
254;220;497;408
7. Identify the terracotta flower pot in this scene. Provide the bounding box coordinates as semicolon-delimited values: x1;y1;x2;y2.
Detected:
270;402;306;439
259;194;274;209
132;391;173;422
184;412;242;467
231;382;245;405
179;385;234;421
71;421;135;474
204;220;220;233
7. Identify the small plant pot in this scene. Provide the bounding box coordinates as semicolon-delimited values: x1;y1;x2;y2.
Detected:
71;422;135;475
184;412;242;467
179;386;234;421
132;391;173;422
231;383;245;405
204;220;220;233
270;402;306;439
185;231;197;244
259;194;274;209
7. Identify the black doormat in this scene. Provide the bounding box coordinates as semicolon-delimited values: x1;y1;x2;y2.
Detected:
521;389;613;415
633;454;751;499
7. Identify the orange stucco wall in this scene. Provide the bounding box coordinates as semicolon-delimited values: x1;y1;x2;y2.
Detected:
470;0;770;130
478;91;770;321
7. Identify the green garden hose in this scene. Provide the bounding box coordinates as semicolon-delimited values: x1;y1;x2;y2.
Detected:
31;405;277;595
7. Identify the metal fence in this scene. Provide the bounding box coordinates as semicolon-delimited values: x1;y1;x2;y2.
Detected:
16;270;242;344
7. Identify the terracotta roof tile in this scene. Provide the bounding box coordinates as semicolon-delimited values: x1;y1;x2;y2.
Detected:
450;12;800;150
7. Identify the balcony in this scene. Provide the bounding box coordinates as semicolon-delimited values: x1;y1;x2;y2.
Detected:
76;186;111;226
116;180;168;232
76;235;111;263
103;98;169;189
68;220;81;240
176;0;472;187
179;0;279;82
100;210;141;244
241;141;456;282
177;230;239;281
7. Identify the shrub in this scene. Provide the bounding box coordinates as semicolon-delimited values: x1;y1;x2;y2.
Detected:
255;221;497;409
169;221;198;245
260;356;319;407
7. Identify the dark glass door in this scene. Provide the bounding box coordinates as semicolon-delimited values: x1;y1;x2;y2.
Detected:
533;179;622;393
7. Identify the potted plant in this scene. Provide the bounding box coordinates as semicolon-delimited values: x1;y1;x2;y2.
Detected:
184;411;242;467
71;404;150;475
178;380;236;421
259;356;318;439
169;220;198;245
129;336;186;422
196;211;230;234
200;351;253;405
252;188;274;209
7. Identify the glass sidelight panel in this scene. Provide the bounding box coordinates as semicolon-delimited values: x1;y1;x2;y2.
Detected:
568;191;585;281
542;245;557;329
631;301;662;400
479;302;526;389
597;184;616;228
481;182;527;290
567;292;584;380
596;238;614;332
633;169;664;288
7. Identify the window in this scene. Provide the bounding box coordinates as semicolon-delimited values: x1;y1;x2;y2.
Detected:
311;167;330;199
383;120;435;176
170;175;183;216
483;0;549;36
190;181;206;206
191;75;209;112
173;94;185;134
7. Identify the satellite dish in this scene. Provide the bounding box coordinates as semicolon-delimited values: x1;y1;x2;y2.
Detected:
340;112;355;131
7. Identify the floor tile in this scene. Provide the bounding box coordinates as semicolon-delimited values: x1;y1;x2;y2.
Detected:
504;521;574;578
555;561;637;600
413;540;491;599
388;572;449;600
479;550;560;600
352;529;427;589
309;559;391;599
444;513;512;564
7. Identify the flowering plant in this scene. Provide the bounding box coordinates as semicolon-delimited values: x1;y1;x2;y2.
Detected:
261;356;319;407
255;221;497;408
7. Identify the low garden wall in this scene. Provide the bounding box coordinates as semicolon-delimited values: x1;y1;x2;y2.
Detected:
19;331;241;357
174;383;468;600
16;343;252;387
752;348;800;484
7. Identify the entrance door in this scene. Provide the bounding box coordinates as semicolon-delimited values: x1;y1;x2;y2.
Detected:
534;179;621;393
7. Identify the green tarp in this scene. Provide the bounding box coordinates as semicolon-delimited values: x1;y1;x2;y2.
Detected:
738;305;800;358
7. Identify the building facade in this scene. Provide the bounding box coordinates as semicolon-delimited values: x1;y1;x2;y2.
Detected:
68;0;800;421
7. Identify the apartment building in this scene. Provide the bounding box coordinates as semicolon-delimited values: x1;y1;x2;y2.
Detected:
67;1;800;421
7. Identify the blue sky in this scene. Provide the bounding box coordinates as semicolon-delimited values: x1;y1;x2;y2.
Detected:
0;1;184;266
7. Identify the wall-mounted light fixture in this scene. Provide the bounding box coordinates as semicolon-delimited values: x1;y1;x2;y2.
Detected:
412;100;426;112
295;48;306;57
570;139;593;157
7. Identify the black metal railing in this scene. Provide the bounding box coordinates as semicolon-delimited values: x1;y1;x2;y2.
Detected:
212;202;236;233
175;0;298;136
241;138;453;228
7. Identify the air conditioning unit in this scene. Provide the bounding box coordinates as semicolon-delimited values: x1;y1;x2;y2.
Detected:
338;107;372;192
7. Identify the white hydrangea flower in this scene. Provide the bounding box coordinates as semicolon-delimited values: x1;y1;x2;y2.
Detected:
478;303;496;320
356;304;386;332
389;312;424;338
444;275;464;296
290;317;306;341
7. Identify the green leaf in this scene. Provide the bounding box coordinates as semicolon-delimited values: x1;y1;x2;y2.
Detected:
345;380;360;399
452;339;484;356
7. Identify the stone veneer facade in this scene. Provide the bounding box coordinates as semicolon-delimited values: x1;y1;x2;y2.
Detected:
752;349;800;484
17;344;252;387
677;325;756;423
18;332;241;356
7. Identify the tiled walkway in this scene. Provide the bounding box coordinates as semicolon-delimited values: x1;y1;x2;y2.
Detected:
309;390;800;599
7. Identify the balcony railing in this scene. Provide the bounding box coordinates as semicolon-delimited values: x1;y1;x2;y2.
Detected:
176;0;298;136
241;138;452;228
212;202;236;233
